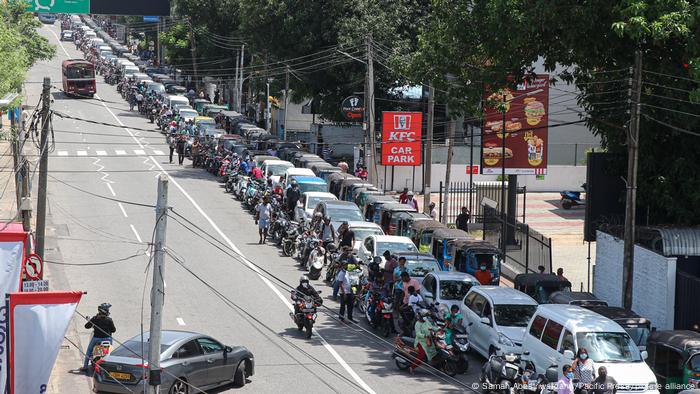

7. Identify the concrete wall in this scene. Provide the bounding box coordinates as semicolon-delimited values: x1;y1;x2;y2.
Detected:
373;164;587;193
593;231;677;329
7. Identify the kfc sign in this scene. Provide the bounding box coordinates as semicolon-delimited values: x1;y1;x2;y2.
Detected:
381;112;422;166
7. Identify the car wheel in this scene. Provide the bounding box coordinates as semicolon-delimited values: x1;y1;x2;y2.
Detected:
168;379;189;394
233;361;246;387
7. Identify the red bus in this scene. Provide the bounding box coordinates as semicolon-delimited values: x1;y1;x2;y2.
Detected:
61;59;96;97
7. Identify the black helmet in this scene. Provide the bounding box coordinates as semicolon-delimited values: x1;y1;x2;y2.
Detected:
299;275;309;285
98;303;112;315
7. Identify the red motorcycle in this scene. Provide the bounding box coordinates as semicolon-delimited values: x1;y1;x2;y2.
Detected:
290;292;323;339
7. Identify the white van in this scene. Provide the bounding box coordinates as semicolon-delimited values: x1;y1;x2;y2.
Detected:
123;65;139;77
165;95;190;110
522;304;658;393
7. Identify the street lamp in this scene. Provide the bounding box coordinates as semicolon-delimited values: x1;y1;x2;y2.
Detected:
499;88;543;263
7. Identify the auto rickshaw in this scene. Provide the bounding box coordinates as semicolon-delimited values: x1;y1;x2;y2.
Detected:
340;180;373;202
430;227;472;270
362;195;396;222
646;330;700;393
352;186;380;205
327;173;360;198
447;238;501;284
586;305;652;349
410;219;447;253
513;273;572;304
376;203;418;234
392;211;432;237
548;291;608;307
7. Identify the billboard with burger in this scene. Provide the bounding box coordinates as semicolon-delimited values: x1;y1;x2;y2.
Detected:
481;74;549;175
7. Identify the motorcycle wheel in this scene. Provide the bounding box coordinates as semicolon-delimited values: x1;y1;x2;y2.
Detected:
381;318;391;338
296;322;304;331
304;321;313;338
275;233;283;246
395;359;409;371
443;360;458;377
283;243;295;257
562;200;573;210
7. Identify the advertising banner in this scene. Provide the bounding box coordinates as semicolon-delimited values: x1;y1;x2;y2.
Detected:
8;291;83;394
0;224;28;394
381;111;422;166
482;74;549;175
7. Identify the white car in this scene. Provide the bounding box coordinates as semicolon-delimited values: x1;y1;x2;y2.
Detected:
262;160;294;185
345;221;384;252
421;271;481;312
461;286;537;357
294;192;337;223
357;235;418;265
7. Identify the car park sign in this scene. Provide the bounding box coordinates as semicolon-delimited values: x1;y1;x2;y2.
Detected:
381;111;422;166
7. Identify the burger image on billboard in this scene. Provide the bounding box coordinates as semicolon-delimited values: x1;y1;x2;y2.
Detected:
524;97;545;125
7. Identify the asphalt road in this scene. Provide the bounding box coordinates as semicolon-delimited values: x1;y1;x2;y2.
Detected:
31;22;483;394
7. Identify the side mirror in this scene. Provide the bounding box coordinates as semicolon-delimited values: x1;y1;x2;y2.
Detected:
317;290;323;294
641;350;648;360
480;317;490;325
224;346;233;353
545;366;559;383
563;350;575;360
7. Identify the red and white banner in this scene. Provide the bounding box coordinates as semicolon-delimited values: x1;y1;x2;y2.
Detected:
8;291;83;394
381;111;422;166
0;223;29;393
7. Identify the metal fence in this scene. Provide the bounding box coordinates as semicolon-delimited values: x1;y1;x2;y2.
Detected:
438;181;527;224
675;270;700;330
482;205;553;279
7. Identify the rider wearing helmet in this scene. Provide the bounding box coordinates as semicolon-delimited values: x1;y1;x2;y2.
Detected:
81;303;116;372
292;275;322;314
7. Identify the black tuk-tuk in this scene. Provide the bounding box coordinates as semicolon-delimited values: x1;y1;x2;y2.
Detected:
292;153;323;168
549;291;608;307
355;189;383;209
327;173;360;198
298;156;327;169
430;228;472;270
363;195;396;222
377;203;417;234
586;305;652;349
513;273;572;304
410;220;447;253
646;330;700;393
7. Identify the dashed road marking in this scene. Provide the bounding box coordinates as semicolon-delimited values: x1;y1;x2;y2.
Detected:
176;317;186;326
153;150;164;156
115;150;126;155
129;224;143;243
106;183;116;197
96;150;107;156
57;151;68;156
117;203;128;218
76;150;87;156
134;149;146;155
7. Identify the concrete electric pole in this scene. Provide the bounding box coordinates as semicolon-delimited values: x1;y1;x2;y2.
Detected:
35;77;51;260
423;85;435;213
366;36;376;185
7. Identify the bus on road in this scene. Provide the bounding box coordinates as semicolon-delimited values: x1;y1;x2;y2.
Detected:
61;59;96;97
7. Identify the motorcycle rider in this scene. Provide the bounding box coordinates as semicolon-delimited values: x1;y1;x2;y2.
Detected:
337;221;354;249
291;275;322;315
80;303;116;372
409;309;437;374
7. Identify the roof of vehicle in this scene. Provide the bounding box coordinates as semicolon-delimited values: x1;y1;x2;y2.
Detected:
549;291;607;306
394;251;437;260
286;167;315;176
365;195;397;204
128;330;201;346
379;203;417;213
584;306;650;326
327;172;358;183
647;330;700;351
220;134;243;140
252;155;277;162
263;160;293;167
514;273;572;289
471;286;538;305
538;304;634;333
167;95;189;102
194;116;214;122
428;270;480;283
372;235;415;244
409;219;446;231
449;238;499;251
302;191;337;199
295;176;327;184
346;221;381;229
432;227;472;240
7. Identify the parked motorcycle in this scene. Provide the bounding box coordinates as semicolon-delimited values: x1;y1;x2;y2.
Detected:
282;222;301;257
364;292;394;337
90;339;113;373
450;325;470;374
290;292;323;339
480;352;525;394
307;240;326;279
560;183;586;209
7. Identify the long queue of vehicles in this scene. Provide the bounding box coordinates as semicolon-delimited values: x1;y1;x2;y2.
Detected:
65;14;700;394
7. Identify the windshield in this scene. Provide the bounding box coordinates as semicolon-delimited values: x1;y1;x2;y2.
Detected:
352;227;384;241
405;258;440;277
306;195;335;209
376;241;418;254
576;332;642;362
147;84;165;93
440;280;476;301
327;208;363;222
65;65;94;79
222;139;238;150
624;327;650;347
180;110;198;118
110;340;169;359
690;354;700;372
298;183;329;194
267;164;293;176
493;304;537;327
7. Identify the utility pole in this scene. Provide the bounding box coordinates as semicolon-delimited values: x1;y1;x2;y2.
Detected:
233;49;239;110
156;17;161;66
35;77;51;260
283;65;290;141
442;110;455;224
148;174;169;394
238;45;245;113
366;36;376;185
17;108;31;232
265;80;271;132
423;84;435;213
622;49;642;309
187;19;199;91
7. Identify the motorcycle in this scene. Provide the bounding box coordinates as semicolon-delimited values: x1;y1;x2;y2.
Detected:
290;291;322;339
269;211;288;245
450;325;470;374
364;292;394;337
392;325;459;377
307;240;329;279
345;263;366;311
560;183;586;210
282;222;300;257
90;339;113;373
480;352;524;394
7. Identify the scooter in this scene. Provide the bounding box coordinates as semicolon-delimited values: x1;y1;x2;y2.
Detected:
560;183;586;210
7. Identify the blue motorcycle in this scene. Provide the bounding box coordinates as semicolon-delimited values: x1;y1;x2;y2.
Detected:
560;184;586;209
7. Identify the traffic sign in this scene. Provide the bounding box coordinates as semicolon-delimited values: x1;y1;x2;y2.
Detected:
26;0;90;14
24;253;43;280
22;280;49;292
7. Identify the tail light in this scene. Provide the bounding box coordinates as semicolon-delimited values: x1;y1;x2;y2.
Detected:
94;358;104;373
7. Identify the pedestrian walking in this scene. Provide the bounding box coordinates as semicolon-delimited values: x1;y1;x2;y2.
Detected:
573;348;596;393
456;207;471;231
428;202;437;219
176;135;186;165
591;367;617;394
255;196;272;244
167;133;176;164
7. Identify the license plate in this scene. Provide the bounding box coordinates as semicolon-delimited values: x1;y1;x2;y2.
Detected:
302;308;315;312
382;309;393;313
108;372;131;381
455;334;468;338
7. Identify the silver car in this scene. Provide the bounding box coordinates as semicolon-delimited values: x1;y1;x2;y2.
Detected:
93;330;254;393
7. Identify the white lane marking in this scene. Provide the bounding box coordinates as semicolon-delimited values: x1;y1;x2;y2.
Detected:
118;203;128;218
95;95;376;394
96;150;107;156
47;28;70;57
134;149;146;155
115;150;127;155
77;150;87;156
106;183;116;197
130;224;143;243
176;317;186;326
57;151;68;156
153;150;164;156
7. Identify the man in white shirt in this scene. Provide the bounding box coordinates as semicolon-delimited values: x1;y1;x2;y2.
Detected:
336;262;355;322
255;196;272;244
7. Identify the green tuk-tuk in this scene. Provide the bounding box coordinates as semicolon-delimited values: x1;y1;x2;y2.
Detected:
204;105;229;118
194;99;211;114
646;330;700;393
447;238;501;285
410;219;447;253
355;189;384;210
363;195;396;222
377;203;418;234
430;227;472;270
391;211;431;237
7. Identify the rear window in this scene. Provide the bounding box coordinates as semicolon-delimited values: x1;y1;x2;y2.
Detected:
529;315;547;339
110;340;169;358
541;320;564;349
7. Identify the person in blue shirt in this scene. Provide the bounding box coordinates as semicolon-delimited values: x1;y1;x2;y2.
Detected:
239;159;250;175
445;304;463;345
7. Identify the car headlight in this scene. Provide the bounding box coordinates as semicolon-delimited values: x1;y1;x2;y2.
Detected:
498;333;515;347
